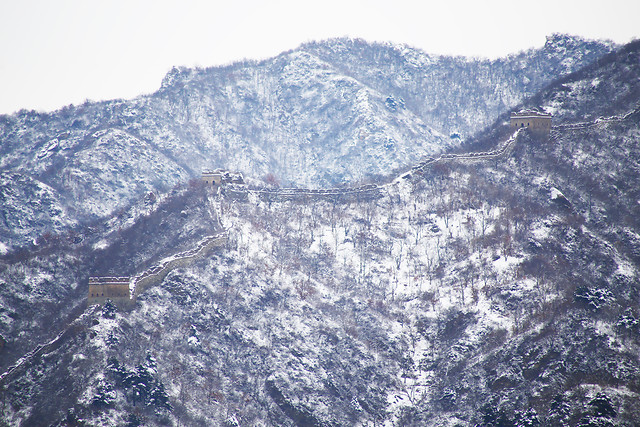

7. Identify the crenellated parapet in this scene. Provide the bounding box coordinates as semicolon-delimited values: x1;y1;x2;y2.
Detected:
87;276;134;310
202;170;244;187
510;109;552;138
87;233;227;311
131;233;228;296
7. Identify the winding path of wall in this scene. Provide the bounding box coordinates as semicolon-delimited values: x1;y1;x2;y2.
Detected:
0;232;227;386
224;103;640;207
551;103;640;132
224;183;383;203
131;232;228;297
222;128;525;205
406;128;523;174
0;234;229;384
5;105;637;387
0;305;98;385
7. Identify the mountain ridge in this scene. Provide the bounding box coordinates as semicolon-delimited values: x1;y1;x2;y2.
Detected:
0;35;616;251
1;38;640;425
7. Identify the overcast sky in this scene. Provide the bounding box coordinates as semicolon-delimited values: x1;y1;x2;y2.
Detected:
1;0;638;115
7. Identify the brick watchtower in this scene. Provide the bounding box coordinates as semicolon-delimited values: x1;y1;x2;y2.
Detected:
202;170;244;187
510;109;552;138
87;277;133;310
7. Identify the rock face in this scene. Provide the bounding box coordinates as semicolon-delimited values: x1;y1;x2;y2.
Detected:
0;35;614;249
2;37;639;426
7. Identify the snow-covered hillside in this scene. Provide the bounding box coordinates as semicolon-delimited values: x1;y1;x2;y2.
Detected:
1;37;639;426
0;35;614;250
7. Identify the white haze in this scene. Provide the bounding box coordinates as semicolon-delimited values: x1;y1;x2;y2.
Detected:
0;0;638;114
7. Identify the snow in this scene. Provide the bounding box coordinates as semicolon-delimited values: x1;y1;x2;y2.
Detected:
93;239;108;250
492;254;524;274
531;220;551;240
72;353;87;362
550;186;565;200
2;36;636;425
614;257;636;278
89;316;120;352
37;139;59;159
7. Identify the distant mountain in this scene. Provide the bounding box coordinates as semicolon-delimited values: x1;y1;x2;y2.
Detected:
302;33;615;136
0;35;614;250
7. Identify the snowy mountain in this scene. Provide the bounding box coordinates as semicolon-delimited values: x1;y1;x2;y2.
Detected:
1;36;639;426
0;35;614;250
303;34;615;137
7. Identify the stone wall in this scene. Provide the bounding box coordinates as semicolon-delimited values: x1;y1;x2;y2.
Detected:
87;234;227;310
224;184;383;204
202;172;223;186
202;170;244;187
510;111;552;137
87;277;134;310
132;233;228;296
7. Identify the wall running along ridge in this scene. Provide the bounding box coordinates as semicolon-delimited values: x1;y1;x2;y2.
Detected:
131;233;228;297
88;105;638;310
87;233;227;310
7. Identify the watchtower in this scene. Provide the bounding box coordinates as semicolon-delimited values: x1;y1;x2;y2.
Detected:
87;277;133;310
510;109;552;138
202;171;223;186
202;170;244;187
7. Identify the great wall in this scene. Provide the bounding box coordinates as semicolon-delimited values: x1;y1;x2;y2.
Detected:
131;233;228;296
551;103;640;131
83;112;545;309
87;233;228;310
83;104;640;309
86;128;528;310
3;105;637;388
223;125;526;204
0;306;99;384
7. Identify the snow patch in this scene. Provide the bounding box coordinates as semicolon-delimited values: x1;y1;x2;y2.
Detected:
93;239;109;250
550;187;565;200
531;221;550;240
615;258;636;278
72;353;87;362
492;255;523;274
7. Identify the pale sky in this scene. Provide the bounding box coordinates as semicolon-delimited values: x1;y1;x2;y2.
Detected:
1;0;638;115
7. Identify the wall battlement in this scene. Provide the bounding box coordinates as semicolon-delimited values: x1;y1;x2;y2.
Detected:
510;109;552;138
132;233;228;296
202;170;244;187
87;277;134;310
87;233;227;311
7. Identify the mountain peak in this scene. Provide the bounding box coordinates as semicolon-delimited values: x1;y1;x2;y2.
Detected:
544;33;616;52
160;66;194;90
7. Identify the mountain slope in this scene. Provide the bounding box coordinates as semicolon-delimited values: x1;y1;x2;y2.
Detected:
0;35;615;250
303;34;615;136
1;39;639;425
